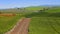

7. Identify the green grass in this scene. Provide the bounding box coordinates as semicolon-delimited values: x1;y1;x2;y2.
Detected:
25;6;47;11
0;15;21;34
0;6;60;34
28;7;60;34
46;7;60;13
29;17;60;34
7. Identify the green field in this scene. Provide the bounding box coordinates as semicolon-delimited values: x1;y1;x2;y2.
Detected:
29;17;60;34
0;15;21;34
0;6;60;34
28;7;60;34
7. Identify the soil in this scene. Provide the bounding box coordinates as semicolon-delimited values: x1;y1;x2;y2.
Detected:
5;18;31;34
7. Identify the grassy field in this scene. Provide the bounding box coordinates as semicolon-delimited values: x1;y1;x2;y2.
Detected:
0;6;60;34
0;14;21;34
29;17;60;34
28;7;60;34
46;7;60;13
25;6;46;11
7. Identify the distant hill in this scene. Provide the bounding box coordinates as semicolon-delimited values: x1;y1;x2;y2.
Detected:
0;5;60;13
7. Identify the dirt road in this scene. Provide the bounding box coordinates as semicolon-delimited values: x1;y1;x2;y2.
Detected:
5;18;31;34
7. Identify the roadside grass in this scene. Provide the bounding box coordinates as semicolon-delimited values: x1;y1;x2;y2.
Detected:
0;14;21;34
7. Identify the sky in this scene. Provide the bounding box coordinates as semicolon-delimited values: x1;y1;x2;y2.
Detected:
0;0;60;9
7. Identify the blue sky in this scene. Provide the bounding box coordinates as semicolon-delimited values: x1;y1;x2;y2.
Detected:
0;0;60;9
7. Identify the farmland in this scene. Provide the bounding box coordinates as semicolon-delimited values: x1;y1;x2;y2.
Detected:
0;6;44;34
28;7;60;34
0;6;60;34
29;17;60;34
0;14;21;34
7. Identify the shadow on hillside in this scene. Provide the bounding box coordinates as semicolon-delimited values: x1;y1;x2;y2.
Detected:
25;12;60;17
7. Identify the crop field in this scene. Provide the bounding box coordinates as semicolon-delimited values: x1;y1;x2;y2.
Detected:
29;17;60;34
28;7;60;34
0;6;60;34
0;14;21;34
